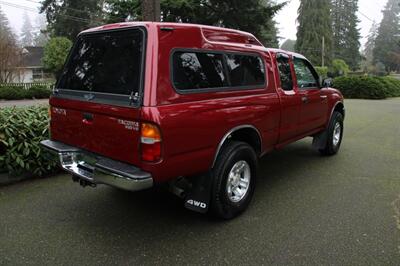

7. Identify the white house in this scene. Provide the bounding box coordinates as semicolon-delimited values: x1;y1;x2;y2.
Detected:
12;47;53;83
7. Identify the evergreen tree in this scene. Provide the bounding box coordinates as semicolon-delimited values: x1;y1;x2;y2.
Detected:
40;0;103;40
20;12;35;47
363;21;378;65
34;15;50;47
295;0;333;66
373;0;400;72
0;5;13;40
331;0;361;70
280;39;296;52
105;0;284;46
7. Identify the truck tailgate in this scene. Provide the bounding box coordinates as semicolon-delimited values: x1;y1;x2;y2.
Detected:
49;97;141;166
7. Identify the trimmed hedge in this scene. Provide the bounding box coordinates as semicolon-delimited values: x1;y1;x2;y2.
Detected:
0;105;57;177
0;86;26;100
333;76;400;99
378;77;400;97
0;85;52;100
25;85;52;99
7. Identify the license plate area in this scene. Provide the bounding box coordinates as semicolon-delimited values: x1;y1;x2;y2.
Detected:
60;152;96;180
77;162;95;175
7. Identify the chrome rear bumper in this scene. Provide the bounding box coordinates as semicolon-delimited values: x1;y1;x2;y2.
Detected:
40;140;153;191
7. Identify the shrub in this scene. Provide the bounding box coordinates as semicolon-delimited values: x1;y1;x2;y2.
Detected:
329;59;350;77
380;77;400;97
0;105;58;176
315;66;328;79
25;85;52;99
376;77;400;97
43;37;73;78
333;76;388;99
0;86;26;100
0;84;53;100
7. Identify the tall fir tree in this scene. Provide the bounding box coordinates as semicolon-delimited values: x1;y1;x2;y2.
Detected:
105;0;284;47
373;0;400;72
295;0;333;66
331;0;361;70
280;39;296;52
20;12;35;47
40;0;103;40
34;15;50;47
363;21;378;65
0;5;13;40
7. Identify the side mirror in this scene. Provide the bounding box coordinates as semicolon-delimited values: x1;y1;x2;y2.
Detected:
322;78;333;88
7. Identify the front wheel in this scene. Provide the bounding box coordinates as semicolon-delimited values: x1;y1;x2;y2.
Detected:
210;141;258;219
319;111;344;156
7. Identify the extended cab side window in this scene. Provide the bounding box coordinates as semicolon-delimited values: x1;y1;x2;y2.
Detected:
293;58;320;89
172;51;265;92
276;54;293;91
225;54;265;87
173;52;228;91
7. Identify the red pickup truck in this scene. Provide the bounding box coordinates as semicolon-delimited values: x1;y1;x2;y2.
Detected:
41;22;345;219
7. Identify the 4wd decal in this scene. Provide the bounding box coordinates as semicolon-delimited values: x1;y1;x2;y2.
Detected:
186;199;207;209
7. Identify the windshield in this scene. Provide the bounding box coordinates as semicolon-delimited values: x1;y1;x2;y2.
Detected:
58;28;144;97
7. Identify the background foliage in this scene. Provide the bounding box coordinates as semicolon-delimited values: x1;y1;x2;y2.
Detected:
40;0;102;41
373;0;400;72
329;59;350;77
0;85;52;100
295;0;333;66
331;0;361;70
43;37;73;78
333;76;400;99
0;106;58;176
0;6;21;83
40;0;284;47
315;66;328;79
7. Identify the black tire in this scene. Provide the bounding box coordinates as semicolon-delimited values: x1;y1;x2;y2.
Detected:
210;141;258;219
319;111;344;156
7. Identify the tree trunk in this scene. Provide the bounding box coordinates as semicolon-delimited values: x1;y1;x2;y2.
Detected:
141;0;161;22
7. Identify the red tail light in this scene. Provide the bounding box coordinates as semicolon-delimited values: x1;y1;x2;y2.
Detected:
140;123;162;162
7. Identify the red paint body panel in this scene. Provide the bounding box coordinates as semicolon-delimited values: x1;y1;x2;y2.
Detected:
49;22;344;184
50;97;142;165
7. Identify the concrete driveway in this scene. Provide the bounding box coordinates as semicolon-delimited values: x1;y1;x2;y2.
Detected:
0;98;399;265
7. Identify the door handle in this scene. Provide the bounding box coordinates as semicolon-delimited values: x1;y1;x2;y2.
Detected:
302;96;309;104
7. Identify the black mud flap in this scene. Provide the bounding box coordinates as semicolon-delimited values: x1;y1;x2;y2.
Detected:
184;172;213;214
312;129;328;150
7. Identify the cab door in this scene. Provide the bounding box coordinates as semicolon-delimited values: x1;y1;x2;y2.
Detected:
275;53;302;143
293;57;328;135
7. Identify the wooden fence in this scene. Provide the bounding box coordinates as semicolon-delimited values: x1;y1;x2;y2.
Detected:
0;83;54;90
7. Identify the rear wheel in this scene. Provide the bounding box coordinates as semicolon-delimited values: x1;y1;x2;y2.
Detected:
210;141;257;219
319;111;344;156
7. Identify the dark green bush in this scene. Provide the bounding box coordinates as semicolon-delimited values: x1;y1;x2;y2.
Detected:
380;77;400;97
0;105;57;176
333;76;387;99
0;86;26;100
25;85;52;99
0;84;53;100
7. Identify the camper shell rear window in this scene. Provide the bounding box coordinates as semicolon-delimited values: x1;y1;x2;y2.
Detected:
56;27;146;106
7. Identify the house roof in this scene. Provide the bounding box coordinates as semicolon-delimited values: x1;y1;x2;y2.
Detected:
22;47;44;68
